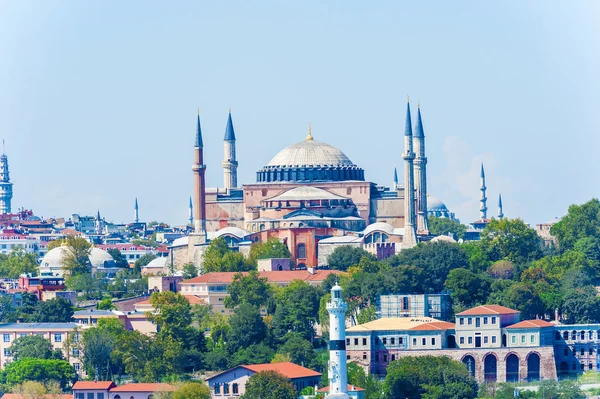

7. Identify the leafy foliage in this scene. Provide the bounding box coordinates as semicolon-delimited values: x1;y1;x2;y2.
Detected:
327;246;375;271
0;358;76;390
0;248;38;278
428;216;467;240
247;238;292;266
224;271;272;309
203;238;253;273
8;335;63;361
241;370;298;399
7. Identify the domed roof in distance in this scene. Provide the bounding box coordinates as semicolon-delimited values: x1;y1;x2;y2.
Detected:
267;139;356;168
89;247;116;268
427;194;449;211
144;257;168;269
40;246;73;268
362;222;395;236
214;227;250;239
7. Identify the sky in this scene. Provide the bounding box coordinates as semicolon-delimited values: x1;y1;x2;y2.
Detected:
0;1;598;226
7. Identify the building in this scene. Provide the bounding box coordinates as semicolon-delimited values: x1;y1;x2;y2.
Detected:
180;269;340;314
377;294;452;321
0;323;81;372
206;362;321;398
73;309;156;335
73;382;175;399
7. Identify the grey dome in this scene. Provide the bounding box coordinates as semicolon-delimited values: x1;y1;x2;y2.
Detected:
267;140;355;168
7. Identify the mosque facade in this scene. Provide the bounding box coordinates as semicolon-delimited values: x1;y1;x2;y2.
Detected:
172;103;457;270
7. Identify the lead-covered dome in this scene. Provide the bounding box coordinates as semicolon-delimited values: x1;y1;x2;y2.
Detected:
257;127;364;183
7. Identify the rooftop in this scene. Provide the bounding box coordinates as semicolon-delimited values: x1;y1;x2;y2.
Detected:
182;270;341;285
347;317;454;332
506;320;554;329
73;381;117;390
207;362;321;381
0;322;77;330
111;383;176;392
456;305;520;316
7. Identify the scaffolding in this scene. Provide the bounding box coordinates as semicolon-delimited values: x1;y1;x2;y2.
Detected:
376;293;452;321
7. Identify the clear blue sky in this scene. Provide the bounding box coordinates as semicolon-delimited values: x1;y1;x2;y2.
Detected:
1;1;598;226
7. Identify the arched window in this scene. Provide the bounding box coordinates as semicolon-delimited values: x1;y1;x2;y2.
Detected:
114;396;121;399
296;243;306;259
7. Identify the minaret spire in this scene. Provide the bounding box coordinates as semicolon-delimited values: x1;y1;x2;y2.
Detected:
0;141;13;214
413;105;429;234
134;198;139;223
95;210;102;235
193;112;207;236
222;109;238;189
498;193;504;219
480;163;488;219
188;196;194;226
393;167;399;190
402;100;418;249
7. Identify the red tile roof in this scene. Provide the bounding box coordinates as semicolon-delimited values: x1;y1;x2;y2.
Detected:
506;320;554;329
457;305;519;316
135;295;204;307
110;383;175;392
409;321;456;331
73;381;117;390
317;384;365;392
243;362;322;379
183;270;341;285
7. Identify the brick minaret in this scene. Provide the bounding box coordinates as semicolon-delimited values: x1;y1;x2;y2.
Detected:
193;111;207;236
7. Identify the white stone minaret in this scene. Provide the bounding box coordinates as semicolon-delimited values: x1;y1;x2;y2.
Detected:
222;109;238;190
134;198;139;223
480;163;488;220
326;284;349;399
402;101;418;249
0;141;13;215
413;104;429;234
188;196;194;226
498;193;504;219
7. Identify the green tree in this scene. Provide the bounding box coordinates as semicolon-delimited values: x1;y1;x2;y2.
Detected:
389;241;469;293
382;356;477;399
357;305;377;325
35;297;74;322
203;238;252;273
327;246;375;271
276;334;316;367
241;370;298;399
562;285;600;324
8;335;63;361
97;297;116;310
0;248;38;278
551;199;600;251
227;303;267;353
58;236;92;276
134;253;156;274
489;282;544;320
182;262;198;279
82;323;121;380
0;358;76;390
107;248;129;268
0;296;17;322
272;280;321;342
444;268;490;310
478;218;542;264
224;271;272;309
172;382;211;399
247;238;292;266
233;343;275;365
16;292;38;322
428;216;467;240
487;260;515;279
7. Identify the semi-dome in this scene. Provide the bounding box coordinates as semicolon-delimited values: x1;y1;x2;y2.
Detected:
257;127;364;183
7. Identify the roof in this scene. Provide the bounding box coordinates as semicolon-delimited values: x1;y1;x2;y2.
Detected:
136;295;204;307
363;222;394;235
318;235;362;244
244;362;321;379
0;323;77;331
2;395;71;399
347;317;454;332
183;270;342;285
266;138;356;168
457;305;520;316
73;381;117;390
267;186;348;202
213;226;249;239
427;194;449;211
317;384;365;393
111;383;176;392
506;320;554;329
224;111;236;141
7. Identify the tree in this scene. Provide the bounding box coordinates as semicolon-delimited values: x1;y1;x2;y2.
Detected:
35;297;74;322
428;216;467;240
551;199;600;251
59;236;92;276
242;370;298;399
16;292;39;322
147;291;192;339
357;305;377;325
134;253;156;274
203;238;252;273
224;271;272;309
82;324;119;380
272;280;321;342
389;241;469;293
247;238;292;266
562;285;600;324
0;358;76;390
182;262;199;279
327;246;375;271
382;356;477;399
227;303;267;353
172;382;211;399
232;343;275;365
478;218;542;264
276;334;316;367
107;248;129;268
444;268;490;310
487;260;515;279
8;335;63;361
97;297;116;310
0;248;38;278
489;282;544;320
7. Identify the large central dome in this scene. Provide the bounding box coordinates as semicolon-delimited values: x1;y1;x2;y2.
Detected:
257;127;364;183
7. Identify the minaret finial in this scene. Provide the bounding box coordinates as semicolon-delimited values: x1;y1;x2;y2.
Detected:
197;108;200;116
306;124;313;141
228;106;231;113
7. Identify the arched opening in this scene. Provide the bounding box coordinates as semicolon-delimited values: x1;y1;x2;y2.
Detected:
484;354;497;382
559;361;569;379
296;243;306;259
506;354;519;382
462;355;476;377
447;335;456;349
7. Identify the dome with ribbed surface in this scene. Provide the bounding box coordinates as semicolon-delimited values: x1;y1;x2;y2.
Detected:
267;140;355;168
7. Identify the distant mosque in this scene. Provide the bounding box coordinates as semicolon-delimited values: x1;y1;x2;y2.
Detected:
170;102;502;270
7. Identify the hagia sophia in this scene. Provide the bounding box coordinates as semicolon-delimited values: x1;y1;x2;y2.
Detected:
171;102;476;270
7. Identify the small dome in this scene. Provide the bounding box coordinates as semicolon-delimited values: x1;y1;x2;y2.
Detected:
427;195;448;211
363;222;395;236
144;257;168;269
214;227;250;240
40;246;73;269
430;235;457;244
89;247;116;269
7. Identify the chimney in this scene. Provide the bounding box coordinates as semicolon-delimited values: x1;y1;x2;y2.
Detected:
307;267;315;275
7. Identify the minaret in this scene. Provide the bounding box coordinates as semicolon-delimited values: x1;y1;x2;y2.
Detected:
480;163;488;220
188;196;194;226
402;100;418;249
134;198;139;223
95;210;102;234
326;284;349;399
0;141;13;215
393;167;399;190
222;109;238;190
498;193;504;219
192;111;207;236
413;104;429;234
